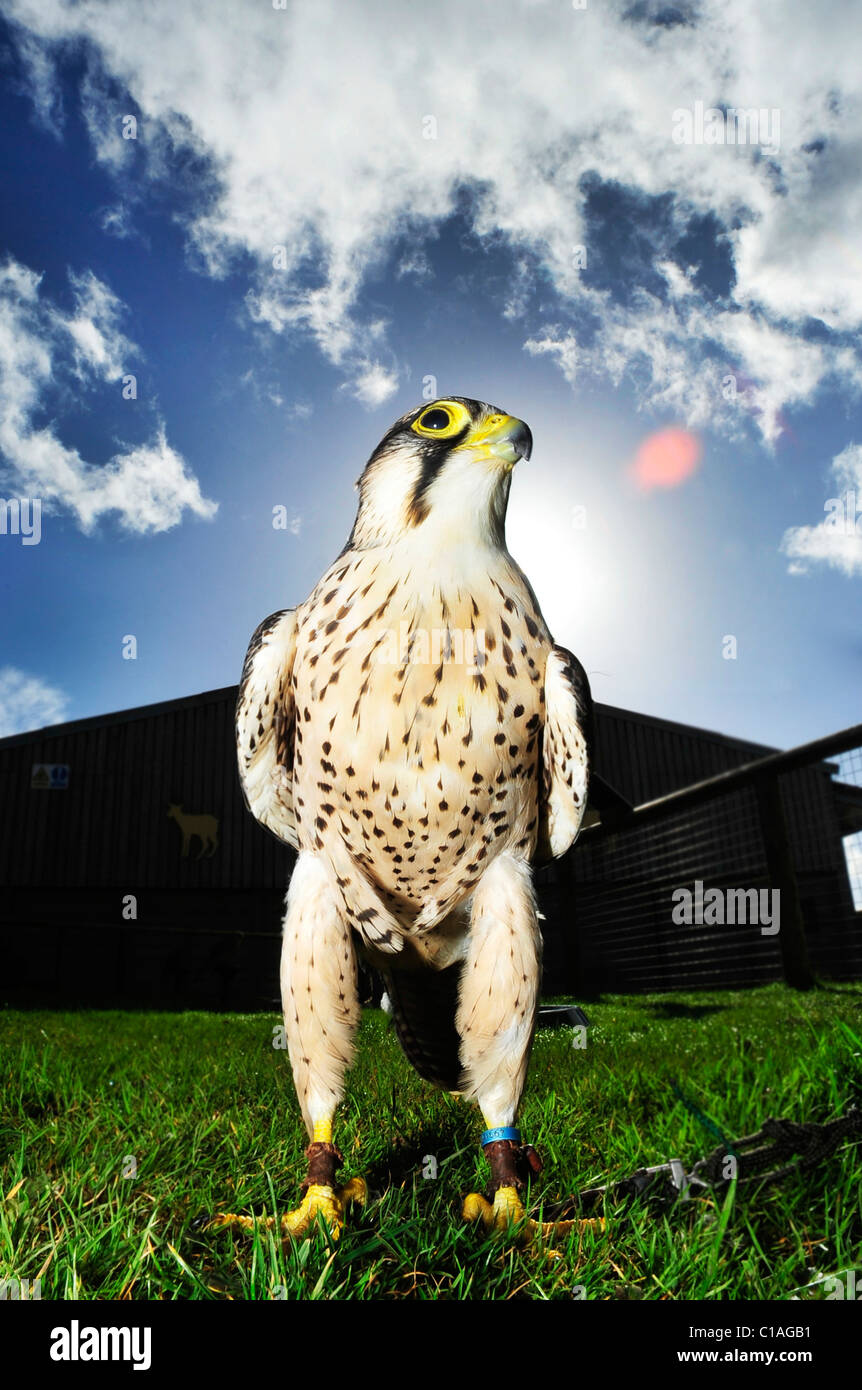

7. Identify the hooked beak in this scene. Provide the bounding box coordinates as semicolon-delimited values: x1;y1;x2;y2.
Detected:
463;413;533;466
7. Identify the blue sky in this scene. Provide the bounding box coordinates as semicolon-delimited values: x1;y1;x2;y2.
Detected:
1;0;861;753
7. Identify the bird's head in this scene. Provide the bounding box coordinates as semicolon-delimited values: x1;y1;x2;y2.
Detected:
348;397;532;550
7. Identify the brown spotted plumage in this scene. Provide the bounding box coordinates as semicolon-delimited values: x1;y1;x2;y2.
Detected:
231;397;593;1241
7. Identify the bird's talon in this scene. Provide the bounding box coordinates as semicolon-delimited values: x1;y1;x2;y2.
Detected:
208;1176;366;1243
281;1183;344;1240
338;1175;367;1207
462;1191;495;1225
463;1186;606;1246
206;1210;269;1233
462;1185;530;1233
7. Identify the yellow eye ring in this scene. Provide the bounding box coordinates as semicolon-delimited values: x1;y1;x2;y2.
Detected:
411;400;470;439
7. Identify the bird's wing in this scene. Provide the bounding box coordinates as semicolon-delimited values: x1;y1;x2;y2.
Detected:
536;644;593;863
235;608;299;849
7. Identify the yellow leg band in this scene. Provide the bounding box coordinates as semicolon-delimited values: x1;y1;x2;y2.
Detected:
313;1119;333;1143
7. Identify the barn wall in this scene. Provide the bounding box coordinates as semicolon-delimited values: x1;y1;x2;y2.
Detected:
0;687;858;1006
0;688;288;891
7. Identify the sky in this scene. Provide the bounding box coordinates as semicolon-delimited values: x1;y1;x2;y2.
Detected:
1;0;861;757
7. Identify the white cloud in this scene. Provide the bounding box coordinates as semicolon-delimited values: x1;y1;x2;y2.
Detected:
347;362;400;410
781;444;862;576
0;667;69;737
98;202;137;240
0;256;218;533
10;25;64;133
6;0;862;434
59;268;130;378
396;248;432;281
528;273;857;444
524;329;580;386
656;260;697;300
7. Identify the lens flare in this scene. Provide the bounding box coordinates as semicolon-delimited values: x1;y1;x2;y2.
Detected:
632;428;702;490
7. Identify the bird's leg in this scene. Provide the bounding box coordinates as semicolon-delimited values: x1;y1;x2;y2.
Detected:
210;853;365;1242
458;854;598;1243
276;1117;366;1243
458;853;540;1233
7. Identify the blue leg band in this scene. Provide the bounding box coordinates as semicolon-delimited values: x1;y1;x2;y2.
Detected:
481;1126;522;1146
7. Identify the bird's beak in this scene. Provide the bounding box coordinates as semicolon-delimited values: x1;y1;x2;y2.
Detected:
462;414;533;466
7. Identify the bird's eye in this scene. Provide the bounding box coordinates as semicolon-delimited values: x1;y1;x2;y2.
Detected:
410;400;471;440
417;407;451;431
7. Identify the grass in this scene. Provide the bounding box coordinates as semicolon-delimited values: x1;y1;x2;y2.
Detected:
1;982;861;1300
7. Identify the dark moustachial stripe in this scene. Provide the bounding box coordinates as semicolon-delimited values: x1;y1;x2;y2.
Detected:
406;422;471;526
345;396;504;542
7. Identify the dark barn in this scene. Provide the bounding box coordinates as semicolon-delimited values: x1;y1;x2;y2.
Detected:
1;687;860;1009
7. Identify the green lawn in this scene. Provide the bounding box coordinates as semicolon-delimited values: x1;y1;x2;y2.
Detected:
1;983;860;1300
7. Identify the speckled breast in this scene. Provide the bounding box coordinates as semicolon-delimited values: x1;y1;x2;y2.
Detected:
290;547;552;925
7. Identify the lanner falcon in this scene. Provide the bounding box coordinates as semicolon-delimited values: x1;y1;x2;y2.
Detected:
226;397;593;1241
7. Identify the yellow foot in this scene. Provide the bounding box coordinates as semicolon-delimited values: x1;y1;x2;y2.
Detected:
463;1185;604;1245
209;1176;366;1243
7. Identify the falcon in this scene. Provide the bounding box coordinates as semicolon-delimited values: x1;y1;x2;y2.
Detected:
225;397;593;1241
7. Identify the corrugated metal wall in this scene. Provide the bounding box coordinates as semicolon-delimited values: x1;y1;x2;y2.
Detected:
0;688;286;891
0;687;858;1005
0;689;776;890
